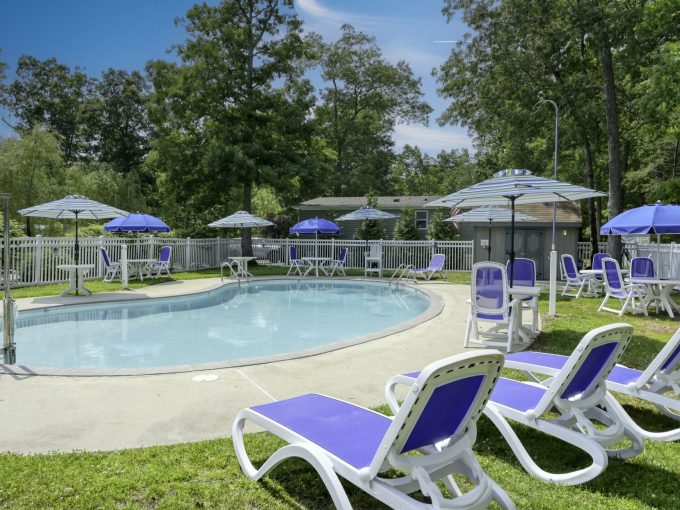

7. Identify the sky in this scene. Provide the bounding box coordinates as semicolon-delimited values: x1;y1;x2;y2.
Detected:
0;0;473;153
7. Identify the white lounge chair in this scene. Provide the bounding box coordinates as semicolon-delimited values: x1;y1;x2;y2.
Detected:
233;351;514;509
407;253;446;281
599;257;647;316
386;323;645;485
505;326;680;441
100;247;121;282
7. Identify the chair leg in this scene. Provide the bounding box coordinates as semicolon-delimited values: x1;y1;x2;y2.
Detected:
464;309;473;348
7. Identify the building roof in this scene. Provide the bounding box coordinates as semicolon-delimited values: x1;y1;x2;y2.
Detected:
296;196;583;225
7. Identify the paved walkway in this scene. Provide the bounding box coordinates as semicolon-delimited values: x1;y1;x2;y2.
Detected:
0;278;525;454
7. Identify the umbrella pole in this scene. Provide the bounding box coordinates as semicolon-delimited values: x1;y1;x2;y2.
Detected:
509;197;516;287
74;212;80;296
657;233;661;277
488;220;492;261
2;193;16;364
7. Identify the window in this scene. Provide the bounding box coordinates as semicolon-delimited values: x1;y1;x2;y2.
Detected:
416;210;428;229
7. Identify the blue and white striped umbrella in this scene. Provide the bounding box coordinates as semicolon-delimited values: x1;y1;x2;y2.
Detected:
208;211;273;229
335;206;398;221
19;196;129;293
428;169;605;284
18;195;129;220
443;207;537;223
444;207;538;261
427;169;606;208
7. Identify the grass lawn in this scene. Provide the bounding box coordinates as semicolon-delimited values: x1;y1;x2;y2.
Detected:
1;280;679;508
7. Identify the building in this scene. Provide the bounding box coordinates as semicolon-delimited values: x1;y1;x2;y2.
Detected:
294;197;582;279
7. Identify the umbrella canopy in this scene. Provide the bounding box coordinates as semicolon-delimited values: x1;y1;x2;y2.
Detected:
289;217;342;235
600;201;680;235
335;206;399;222
18;195;129;220
208;211;273;229
444;207;538;261
104;213;171;233
18;195;129;294
427;169;606;285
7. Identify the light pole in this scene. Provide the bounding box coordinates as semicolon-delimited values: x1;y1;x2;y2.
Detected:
539;99;559;317
2;193;16;364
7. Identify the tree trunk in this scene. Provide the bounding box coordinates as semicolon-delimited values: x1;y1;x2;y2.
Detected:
582;138;599;256
599;41;623;261
241;180;253;257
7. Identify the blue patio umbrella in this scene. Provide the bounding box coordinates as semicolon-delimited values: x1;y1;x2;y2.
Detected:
289;217;342;257
601;201;680;266
104;213;171;233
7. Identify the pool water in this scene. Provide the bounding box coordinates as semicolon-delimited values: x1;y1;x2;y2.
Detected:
13;280;431;370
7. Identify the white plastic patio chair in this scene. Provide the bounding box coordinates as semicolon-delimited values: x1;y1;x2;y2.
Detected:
100;247;121;282
286;245;308;276
233;351;514;509
560;254;588;298
464;262;519;352
148;245;172;278
505;326;680;441
599;257;647;317
386;323;645;486
323;247;348;277
507;257;538;334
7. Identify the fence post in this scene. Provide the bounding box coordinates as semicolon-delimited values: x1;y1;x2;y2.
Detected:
97;235;105;278
121;244;129;289
186;238;191;271
215;237;220;268
34;235;43;283
147;235;154;260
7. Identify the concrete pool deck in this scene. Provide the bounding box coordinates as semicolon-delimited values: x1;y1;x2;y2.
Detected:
0;278;533;454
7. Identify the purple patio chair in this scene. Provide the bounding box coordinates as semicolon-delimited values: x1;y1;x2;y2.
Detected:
591;252;610;292
560;254;588;298
386;323;645;485
148;245;172;278
233;351;514;509
464;262;518;352
507;258;538;334
100;247;121;282
323;246;348;277
407;253;446;281
286;245;308;276
599;257;647;317
506;326;680;442
630;256;661;312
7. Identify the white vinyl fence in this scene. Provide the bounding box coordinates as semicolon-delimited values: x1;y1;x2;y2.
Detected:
576;241;680;278
1;236;475;287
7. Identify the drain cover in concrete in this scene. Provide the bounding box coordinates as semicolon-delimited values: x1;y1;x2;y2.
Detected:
192;373;219;382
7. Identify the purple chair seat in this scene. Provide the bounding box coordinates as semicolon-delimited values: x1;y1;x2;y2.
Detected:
252;393;390;469
507;352;642;387
489;377;546;413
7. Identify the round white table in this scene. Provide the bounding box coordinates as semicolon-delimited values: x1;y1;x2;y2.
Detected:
627;277;680;318
301;257;331;277
228;256;256;279
508;285;541;344
127;259;155;281
57;264;95;296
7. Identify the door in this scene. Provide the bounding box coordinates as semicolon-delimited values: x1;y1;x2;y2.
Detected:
505;229;544;279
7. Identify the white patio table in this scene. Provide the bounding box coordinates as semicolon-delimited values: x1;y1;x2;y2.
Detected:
229;256;257;279
508;285;541;344
127;259;155;282
57;264;95;296
627;277;680;318
301;257;331;277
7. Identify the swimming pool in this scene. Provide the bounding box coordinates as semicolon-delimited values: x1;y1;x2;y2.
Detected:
11;279;439;374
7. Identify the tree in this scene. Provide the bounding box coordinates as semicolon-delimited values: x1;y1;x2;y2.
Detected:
393;206;418;241
311;25;432;195
0;56;93;163
427;209;460;241
0;127;64;233
80;69;150;173
355;194;386;240
147;0;318;254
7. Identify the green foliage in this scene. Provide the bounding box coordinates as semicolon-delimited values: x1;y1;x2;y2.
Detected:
393;206;419;240
427;208;460;240
311;24;431;195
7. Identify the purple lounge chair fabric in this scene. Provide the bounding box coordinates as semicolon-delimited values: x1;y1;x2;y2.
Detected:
234;351;514;509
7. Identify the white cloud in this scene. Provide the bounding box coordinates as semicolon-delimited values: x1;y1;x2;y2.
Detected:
296;0;381;27
393;124;473;154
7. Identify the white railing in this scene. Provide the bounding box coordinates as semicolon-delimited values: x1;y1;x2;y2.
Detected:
576;241;680;277
0;236;475;287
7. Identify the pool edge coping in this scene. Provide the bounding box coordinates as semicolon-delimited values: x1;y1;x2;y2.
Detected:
0;277;445;377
